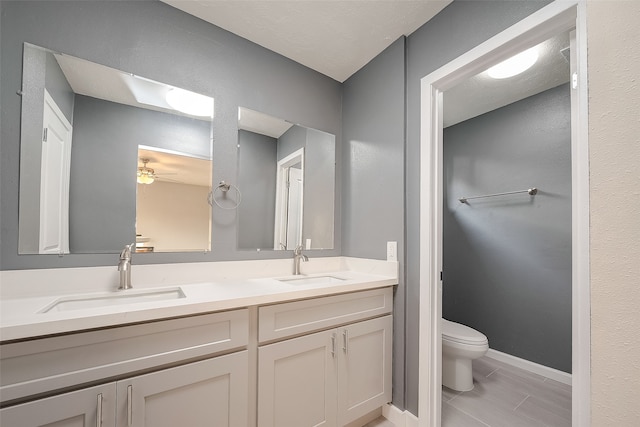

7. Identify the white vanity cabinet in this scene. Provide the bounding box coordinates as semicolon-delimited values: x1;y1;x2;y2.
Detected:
115;351;248;427
0;353;248;427
0;309;249;427
257;287;393;427
0;382;117;427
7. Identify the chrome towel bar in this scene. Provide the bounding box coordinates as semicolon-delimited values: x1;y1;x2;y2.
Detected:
459;188;537;204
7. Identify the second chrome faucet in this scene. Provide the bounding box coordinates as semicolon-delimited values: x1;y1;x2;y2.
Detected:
293;245;308;275
117;243;135;290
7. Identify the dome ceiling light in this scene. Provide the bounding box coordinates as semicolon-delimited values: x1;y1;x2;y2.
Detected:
487;46;539;79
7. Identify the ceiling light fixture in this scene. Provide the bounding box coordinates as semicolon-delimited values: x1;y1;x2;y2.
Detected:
137;159;156;185
165;87;214;117
487;46;539;79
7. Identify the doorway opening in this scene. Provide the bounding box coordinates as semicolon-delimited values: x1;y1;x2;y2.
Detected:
418;2;589;426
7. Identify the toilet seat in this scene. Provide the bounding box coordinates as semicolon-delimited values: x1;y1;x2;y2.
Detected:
442;319;488;346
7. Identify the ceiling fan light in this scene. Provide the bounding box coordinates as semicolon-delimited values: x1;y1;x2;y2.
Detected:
487;46;539;79
165;88;214;117
137;167;155;184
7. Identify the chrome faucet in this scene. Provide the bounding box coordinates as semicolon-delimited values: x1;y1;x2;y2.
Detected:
117;243;135;290
293;245;309;275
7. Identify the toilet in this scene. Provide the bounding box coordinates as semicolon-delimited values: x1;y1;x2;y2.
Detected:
441;319;489;392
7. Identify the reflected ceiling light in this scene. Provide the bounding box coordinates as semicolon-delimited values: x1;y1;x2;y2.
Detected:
165;88;214;117
487;46;539;79
137;159;155;185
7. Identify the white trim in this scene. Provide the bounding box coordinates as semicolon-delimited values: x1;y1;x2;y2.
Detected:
570;5;591;426
382;404;419;427
382;404;406;427
485;349;572;386
418;2;590;426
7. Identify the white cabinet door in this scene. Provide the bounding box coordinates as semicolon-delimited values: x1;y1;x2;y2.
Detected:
337;315;393;426
116;351;248;427
258;330;337;427
0;383;116;427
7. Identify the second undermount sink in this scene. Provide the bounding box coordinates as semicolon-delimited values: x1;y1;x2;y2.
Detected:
40;287;186;313
278;275;346;286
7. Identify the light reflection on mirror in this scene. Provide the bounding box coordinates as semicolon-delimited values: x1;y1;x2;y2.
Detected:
18;43;214;254
236;107;335;251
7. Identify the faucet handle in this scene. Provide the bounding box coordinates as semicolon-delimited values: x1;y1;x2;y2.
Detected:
294;245;303;255
120;243;135;259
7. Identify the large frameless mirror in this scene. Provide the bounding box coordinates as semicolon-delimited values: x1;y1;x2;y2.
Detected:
18;43;213;254
236;107;335;251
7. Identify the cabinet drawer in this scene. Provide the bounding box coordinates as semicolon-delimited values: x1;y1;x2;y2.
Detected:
258;287;392;343
0;309;249;404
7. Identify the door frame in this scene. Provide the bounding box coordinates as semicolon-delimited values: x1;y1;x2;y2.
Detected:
418;1;590;426
274;148;305;249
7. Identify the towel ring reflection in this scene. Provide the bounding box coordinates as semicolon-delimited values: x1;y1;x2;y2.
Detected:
208;181;242;209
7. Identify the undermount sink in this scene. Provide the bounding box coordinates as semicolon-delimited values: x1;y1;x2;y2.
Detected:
278;275;346;286
40;287;186;313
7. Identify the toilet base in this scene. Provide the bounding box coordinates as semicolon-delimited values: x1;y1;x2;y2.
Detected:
442;355;474;392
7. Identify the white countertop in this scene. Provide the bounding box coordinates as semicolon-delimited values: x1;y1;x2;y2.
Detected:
0;257;397;342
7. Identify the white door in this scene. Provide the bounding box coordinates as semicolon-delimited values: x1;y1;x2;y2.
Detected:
274;148;304;250
0;383;116;427
39;90;72;254
258;330;337;427
285;166;304;249
116;352;248;427
337;316;393;426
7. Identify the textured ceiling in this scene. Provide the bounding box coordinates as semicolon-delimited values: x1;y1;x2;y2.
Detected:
444;32;571;127
161;0;452;82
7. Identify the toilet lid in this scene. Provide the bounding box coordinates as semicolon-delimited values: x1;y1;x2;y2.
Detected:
442;319;488;345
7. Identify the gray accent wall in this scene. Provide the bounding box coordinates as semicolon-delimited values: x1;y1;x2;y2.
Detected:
1;0;341;270
237;130;278;250
442;84;572;373
342;37;406;409
303;127;335;250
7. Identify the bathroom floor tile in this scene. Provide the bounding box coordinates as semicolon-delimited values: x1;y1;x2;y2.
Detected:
442;402;490;427
515;395;571;427
442;386;461;402
442;356;572;427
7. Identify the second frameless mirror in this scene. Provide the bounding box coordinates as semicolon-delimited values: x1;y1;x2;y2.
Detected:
236;107;335;251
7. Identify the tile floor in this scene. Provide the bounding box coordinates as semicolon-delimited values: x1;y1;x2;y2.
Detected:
443;356;571;427
364;355;571;427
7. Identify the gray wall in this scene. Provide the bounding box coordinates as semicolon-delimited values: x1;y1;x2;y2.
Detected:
1;0;341;270
342;37;406;409
303;127;335;250
69;95;210;253
237;130;277;250
442;84;572;373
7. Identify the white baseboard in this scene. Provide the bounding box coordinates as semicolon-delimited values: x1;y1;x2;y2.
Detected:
382;404;418;427
485;348;572;386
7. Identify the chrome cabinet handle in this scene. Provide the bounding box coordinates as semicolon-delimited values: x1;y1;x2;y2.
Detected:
331;333;336;358
127;385;133;426
96;393;103;427
343;329;349;354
